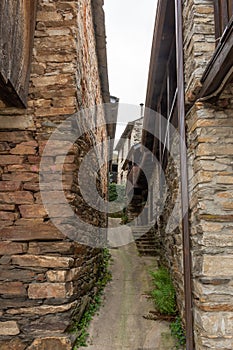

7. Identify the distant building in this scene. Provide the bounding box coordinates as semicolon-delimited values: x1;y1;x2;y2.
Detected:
108;96;119;183
109;151;118;183
115;116;143;184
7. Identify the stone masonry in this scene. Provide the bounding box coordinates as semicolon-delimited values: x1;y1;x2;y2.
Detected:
184;1;233;348
156;1;233;349
0;0;109;349
187;88;233;350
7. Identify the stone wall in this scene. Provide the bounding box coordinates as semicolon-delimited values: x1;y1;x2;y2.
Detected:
117;138;129;184
183;1;233;347
131;117;143;145
152;1;233;348
183;0;215;105
186;85;233;349
0;0;109;349
154;88;233;349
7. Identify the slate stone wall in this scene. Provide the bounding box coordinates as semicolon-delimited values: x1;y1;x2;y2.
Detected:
183;0;215;106
187;86;233;350
0;0;108;349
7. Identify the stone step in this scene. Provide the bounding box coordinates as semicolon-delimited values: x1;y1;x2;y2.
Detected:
131;227;153;233
135;241;157;246
135;238;157;242
136;246;158;252
133;234;156;240
131;226;158;256
131;226;152;232
138;249;158;256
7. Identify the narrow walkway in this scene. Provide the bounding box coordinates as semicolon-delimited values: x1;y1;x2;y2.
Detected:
79;240;177;349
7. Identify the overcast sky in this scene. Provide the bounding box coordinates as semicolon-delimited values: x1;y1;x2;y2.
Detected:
104;0;157;107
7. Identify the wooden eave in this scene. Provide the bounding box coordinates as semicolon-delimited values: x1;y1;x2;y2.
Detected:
92;0;110;105
142;0;174;147
0;0;37;108
92;0;116;144
199;17;233;100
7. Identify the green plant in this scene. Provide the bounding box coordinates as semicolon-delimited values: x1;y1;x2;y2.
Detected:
170;316;186;348
72;249;112;349
108;183;126;203
121;213;129;224
150;267;177;316
108;183;118;202
108;211;123;219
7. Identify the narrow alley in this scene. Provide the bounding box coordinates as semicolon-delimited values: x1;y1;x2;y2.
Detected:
0;1;233;349
79;222;177;350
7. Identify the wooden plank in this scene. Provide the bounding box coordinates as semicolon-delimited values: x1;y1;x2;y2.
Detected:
228;0;233;17
145;0;168;111
199;18;233;99
0;0;37;107
221;0;230;30
214;0;221;41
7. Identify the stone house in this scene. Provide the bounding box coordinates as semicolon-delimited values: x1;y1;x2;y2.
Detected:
0;0;111;349
129;0;233;349
115;116;143;185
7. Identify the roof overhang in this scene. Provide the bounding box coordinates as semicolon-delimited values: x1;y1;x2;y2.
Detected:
145;0;175;111
142;0;175;147
92;0;110;105
198;17;233;100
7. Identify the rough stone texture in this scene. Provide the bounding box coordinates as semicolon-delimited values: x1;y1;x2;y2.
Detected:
186;88;233;349
27;337;72;350
0;321;20;336
0;0;109;347
183;0;215;105
148;3;233;348
28;282;74;299
155;85;233;348
0;338;27;350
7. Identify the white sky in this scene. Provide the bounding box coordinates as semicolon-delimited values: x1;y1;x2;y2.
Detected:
103;0;157;142
104;0;157;106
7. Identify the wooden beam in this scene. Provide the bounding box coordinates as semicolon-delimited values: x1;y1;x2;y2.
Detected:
199;18;233;100
0;0;37;107
214;0;221;41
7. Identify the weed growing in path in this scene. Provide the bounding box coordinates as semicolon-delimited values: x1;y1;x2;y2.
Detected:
170;316;186;348
150;267;177;315
148;267;186;348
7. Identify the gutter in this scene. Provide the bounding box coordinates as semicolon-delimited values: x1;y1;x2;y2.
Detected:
175;1;194;348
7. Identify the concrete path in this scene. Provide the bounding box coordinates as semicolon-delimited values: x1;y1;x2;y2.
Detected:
79;241;177;350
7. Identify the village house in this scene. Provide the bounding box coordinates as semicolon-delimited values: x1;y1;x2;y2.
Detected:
127;0;233;349
0;0;112;349
115;113;143;185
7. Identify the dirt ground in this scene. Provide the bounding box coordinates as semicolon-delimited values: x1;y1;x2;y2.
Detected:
79;239;178;350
